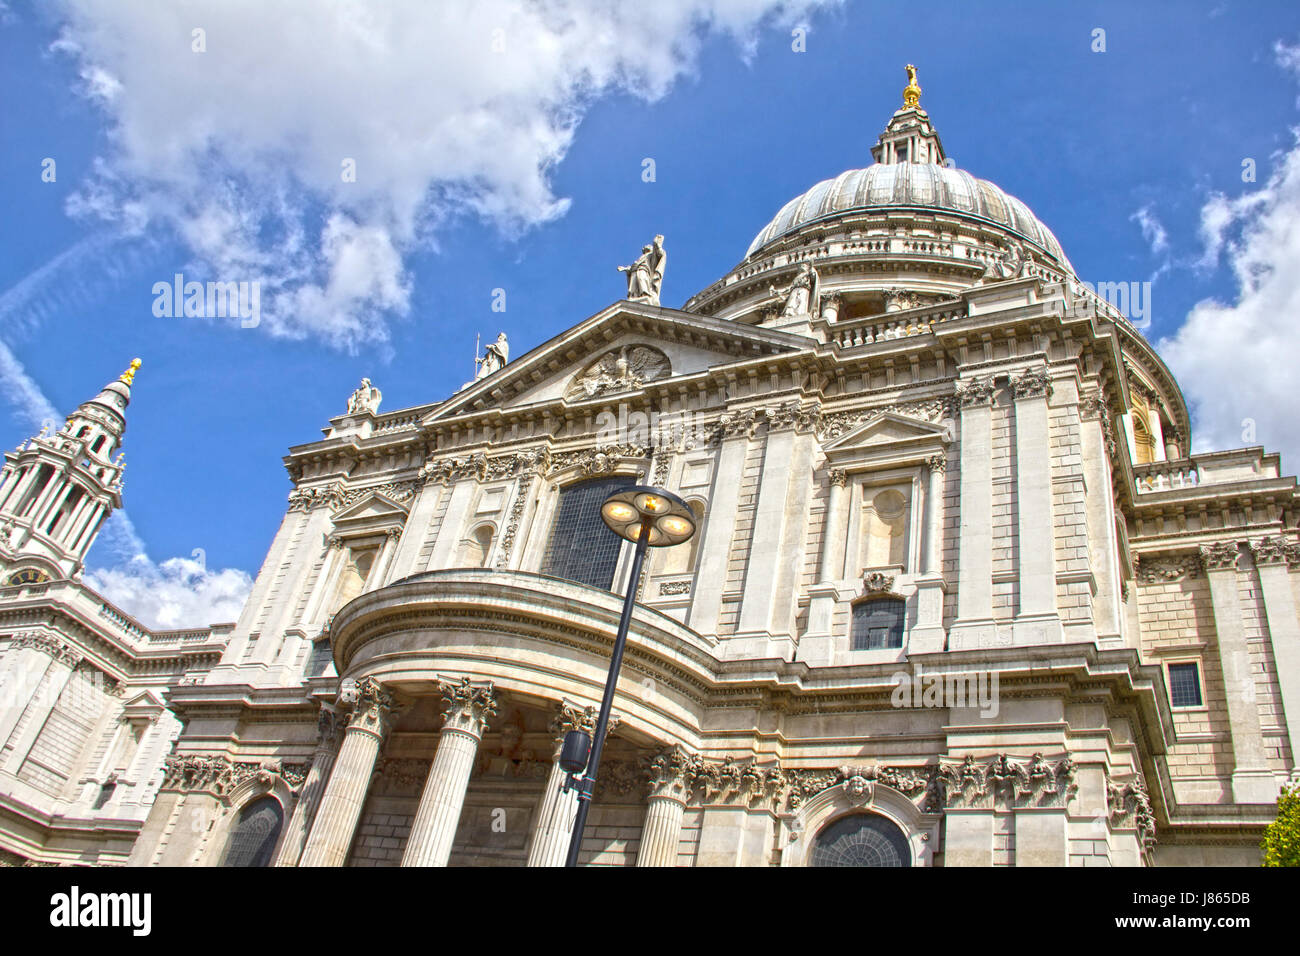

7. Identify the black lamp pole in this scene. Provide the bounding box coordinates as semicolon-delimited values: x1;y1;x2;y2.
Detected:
563;515;652;868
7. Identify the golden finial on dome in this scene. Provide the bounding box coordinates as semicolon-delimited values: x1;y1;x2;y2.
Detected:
119;358;142;386
903;63;921;109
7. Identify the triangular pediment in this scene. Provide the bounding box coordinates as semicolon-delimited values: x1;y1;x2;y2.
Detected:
427;301;814;421
121;691;166;715
824;412;949;452
331;492;409;523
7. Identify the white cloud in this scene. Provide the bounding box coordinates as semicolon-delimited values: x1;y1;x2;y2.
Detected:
1159;41;1300;469
0;340;61;432
50;0;837;351
1130;204;1169;255
83;512;252;630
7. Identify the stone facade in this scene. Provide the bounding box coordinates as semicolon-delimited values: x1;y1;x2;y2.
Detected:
0;76;1297;867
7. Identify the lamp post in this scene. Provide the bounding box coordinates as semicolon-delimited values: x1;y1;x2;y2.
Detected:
562;485;697;867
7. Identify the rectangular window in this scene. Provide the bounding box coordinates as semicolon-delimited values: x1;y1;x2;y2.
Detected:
851;598;905;651
541;476;635;590
1167;662;1203;708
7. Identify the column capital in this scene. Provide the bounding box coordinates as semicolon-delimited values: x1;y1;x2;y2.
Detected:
955;376;995;408
1249;536;1300;568
1010;365;1053;400
343;676;401;738
828;468;849;487
436;676;498;739
645;746;700;803
315;705;345;752
1078;391;1108;420
765;401;821;434
925;453;947;474
711;408;763;443
1199;541;1242;573
12;631;81;667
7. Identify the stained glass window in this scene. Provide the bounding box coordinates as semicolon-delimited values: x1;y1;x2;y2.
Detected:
221;797;283;867
811;813;911;867
851;597;905;650
541;476;635;590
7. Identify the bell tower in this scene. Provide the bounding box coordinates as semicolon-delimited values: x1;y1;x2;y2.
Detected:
0;359;141;583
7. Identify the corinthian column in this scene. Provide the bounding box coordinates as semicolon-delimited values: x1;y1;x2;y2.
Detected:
636;747;694;867
401;677;498;867
299;678;399;867
274;706;344;867
527;701;612;867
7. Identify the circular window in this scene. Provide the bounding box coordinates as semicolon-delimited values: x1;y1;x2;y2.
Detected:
810;813;911;867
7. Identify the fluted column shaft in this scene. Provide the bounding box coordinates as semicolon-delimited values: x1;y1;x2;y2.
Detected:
401;678;497;867
526;701;616;867
636;747;693;867
637;795;687;867
299;680;398;867
275;708;343;867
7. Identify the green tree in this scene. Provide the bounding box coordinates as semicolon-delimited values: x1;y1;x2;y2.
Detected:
1261;782;1300;867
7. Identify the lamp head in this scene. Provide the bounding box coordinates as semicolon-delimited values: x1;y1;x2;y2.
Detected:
600;485;697;546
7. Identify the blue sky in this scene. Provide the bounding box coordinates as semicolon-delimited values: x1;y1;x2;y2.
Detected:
3;0;1300;627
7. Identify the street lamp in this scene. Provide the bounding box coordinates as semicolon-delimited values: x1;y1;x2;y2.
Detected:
563;485;698;867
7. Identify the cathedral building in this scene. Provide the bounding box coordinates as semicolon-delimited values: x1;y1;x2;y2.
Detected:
1;71;1297;867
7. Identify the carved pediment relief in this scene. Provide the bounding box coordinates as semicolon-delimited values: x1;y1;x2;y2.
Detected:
823;412;950;453
564;345;671;401
330;492;409;542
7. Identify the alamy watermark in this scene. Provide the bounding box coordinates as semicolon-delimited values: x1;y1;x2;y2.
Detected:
890;662;999;718
595;403;708;449
1054;280;1152;330
152;273;260;328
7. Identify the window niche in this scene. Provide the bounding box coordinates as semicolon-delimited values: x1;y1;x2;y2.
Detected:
800;410;950;667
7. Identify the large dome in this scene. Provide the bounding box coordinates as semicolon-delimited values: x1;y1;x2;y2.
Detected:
745;163;1072;271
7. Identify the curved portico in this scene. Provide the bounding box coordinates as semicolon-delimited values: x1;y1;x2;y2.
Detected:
299;569;720;866
330;568;717;749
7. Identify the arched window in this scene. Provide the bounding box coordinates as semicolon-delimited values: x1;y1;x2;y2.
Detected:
462;524;495;568
331;547;376;614
1131;412;1155;465
91;435;107;455
221;796;284;867
660;499;706;575
811;813;911;867
850;597;905;650
541;476;635;590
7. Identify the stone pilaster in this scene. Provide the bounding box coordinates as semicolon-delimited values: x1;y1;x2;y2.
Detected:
1199;543;1277;803
949;377;997;649
274;706;344;867
1248;537;1300;777
298;678;399;867
1010;366;1061;642
401;677;498;867
735;402;819;657
1;635;81;773
636;747;693;867
687;411;757;633
1079;393;1123;645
